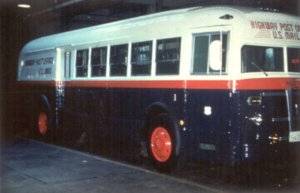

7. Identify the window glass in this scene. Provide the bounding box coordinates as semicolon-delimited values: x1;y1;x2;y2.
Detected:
64;52;71;78
131;41;152;76
241;46;284;73
287;48;300;72
156;37;181;75
110;44;128;76
192;34;227;74
76;49;89;77
91;47;107;77
193;36;209;73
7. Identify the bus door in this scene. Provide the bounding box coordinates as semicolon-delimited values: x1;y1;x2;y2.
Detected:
186;31;231;161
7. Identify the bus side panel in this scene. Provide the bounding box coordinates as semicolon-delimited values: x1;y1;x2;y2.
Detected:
62;86;185;145
184;89;233;164
108;87;185;144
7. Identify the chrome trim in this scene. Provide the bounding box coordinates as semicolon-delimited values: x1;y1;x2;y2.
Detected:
286;88;293;132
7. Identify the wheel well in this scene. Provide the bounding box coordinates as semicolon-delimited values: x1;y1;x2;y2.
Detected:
30;94;52;124
141;104;168;142
141;103;182;158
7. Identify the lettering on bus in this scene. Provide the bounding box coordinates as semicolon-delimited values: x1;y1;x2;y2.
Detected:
25;60;35;66
250;21;300;41
36;58;44;65
44;57;54;65
24;57;54;67
286;80;299;89
38;67;52;75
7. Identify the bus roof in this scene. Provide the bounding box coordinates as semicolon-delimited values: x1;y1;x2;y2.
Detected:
20;6;300;55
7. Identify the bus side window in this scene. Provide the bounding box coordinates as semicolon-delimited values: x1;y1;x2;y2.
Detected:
91;47;107;77
76;49;89;77
287;48;300;72
110;44;128;76
131;41;152;76
156;37;181;75
192;34;227;74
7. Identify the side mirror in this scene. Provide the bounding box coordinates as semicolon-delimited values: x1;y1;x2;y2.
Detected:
209;40;222;71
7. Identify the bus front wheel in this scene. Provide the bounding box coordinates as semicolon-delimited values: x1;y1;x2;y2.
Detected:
147;114;185;173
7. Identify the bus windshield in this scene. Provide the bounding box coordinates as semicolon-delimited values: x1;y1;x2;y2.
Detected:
241;46;284;73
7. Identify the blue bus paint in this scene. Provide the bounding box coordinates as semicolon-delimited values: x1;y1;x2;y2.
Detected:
19;82;299;166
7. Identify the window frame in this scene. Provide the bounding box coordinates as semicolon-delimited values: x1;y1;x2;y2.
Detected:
76;49;89;77
287;47;300;73
241;45;284;74
191;32;229;75
155;37;181;76
131;41;153;76
91;46;107;77
109;44;128;77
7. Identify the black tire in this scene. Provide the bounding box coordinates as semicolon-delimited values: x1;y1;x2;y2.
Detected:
147;113;186;173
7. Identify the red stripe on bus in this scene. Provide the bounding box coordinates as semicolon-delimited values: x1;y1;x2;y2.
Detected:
235;78;300;90
17;78;299;90
18;80;230;89
186;80;232;89
74;80;186;89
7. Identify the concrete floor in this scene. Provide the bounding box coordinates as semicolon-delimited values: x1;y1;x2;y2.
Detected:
1;138;221;193
1;137;300;193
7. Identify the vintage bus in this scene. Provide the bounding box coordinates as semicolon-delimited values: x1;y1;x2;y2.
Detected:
17;6;300;173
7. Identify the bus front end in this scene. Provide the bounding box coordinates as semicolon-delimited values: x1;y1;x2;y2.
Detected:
235;30;300;166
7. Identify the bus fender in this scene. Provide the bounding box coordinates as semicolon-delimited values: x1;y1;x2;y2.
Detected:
141;102;182;157
33;94;53;128
39;94;52;124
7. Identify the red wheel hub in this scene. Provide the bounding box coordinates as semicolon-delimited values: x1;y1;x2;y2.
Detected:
38;112;48;134
151;127;172;162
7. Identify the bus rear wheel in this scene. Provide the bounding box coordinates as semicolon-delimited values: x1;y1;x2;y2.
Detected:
31;100;52;140
38;112;48;135
147;114;185;173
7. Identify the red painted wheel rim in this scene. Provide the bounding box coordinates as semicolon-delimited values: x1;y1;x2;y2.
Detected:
38;112;48;134
151;127;172;162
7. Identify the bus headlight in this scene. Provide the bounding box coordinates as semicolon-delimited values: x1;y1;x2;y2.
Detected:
249;113;263;126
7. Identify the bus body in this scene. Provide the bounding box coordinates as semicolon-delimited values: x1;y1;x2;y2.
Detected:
17;6;300;172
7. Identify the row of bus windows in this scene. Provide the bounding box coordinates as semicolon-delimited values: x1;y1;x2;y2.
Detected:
75;34;229;77
75;37;181;77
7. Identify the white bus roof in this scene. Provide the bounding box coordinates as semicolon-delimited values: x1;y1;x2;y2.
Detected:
20;6;300;55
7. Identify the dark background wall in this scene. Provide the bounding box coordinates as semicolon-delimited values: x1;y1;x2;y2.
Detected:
1;0;299;140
